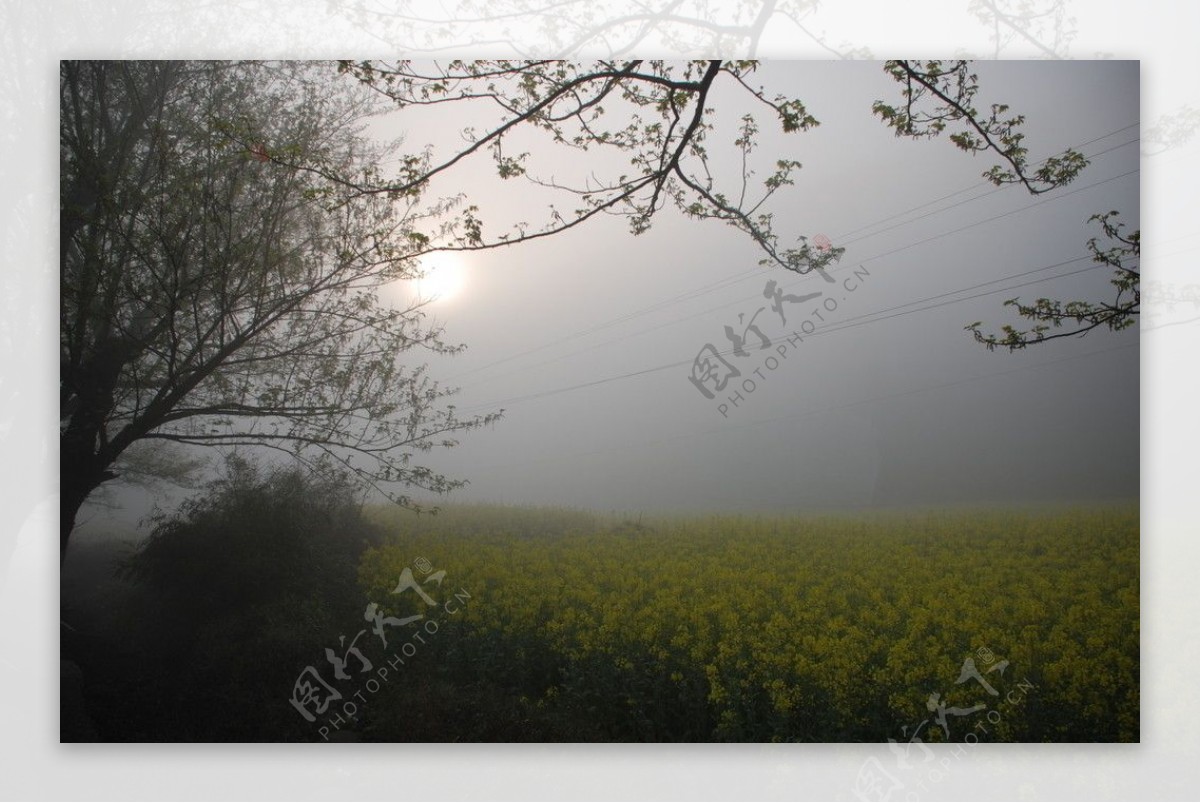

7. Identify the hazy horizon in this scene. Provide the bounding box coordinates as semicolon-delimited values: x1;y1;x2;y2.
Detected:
72;60;1139;542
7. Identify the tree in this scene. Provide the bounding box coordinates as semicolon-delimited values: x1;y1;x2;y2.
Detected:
867;60;1137;350
319;0;1075;61
60;61;487;560
341;60;1134;349
60;58;1106;561
966;211;1139;350
871;60;1087;193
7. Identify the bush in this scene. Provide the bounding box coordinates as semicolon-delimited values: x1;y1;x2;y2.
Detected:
106;455;386;740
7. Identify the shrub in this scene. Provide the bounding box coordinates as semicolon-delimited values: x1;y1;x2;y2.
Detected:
110;454;386;740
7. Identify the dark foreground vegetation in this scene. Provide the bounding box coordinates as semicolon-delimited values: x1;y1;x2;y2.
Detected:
61;462;1138;742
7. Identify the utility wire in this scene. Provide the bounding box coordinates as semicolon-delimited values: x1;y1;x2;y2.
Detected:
451;165;1137;399
456;252;1095;391
441;123;1140;384
457;340;1137;475
834;138;1139;248
452;252;1127;415
832;124;1139;242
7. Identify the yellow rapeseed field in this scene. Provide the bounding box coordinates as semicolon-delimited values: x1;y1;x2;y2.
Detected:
356;504;1138;742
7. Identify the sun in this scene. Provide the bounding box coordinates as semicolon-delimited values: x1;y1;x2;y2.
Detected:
385;252;468;306
413;252;468;303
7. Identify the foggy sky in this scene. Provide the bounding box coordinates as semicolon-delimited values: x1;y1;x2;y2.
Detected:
79;60;1140;535
391;60;1140;513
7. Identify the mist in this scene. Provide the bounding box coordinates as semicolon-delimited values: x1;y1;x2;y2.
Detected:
70;60;1138;543
361;60;1138;515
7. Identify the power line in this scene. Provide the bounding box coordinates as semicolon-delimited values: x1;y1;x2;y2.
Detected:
457;340;1137;476
452;252;1126;415
452;164;1137;397
853;167;1137;263
835;138;1139;248
832;124;1139;242
442;123;1140;384
457;252;1089;391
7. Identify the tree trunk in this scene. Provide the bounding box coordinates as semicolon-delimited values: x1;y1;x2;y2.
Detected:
60;418;112;564
60;456;101;565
